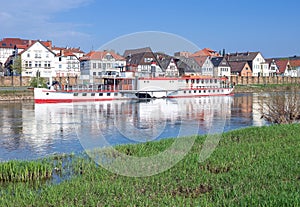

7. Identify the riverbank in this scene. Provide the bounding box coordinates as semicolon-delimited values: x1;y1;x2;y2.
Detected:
0;88;33;101
233;83;300;93
0;124;299;206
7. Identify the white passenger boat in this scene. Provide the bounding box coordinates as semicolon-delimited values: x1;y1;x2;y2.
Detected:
34;75;234;103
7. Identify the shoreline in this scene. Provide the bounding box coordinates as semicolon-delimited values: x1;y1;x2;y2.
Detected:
0;124;299;206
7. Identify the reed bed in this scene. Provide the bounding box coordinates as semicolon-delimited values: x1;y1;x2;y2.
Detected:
0;124;299;206
0;159;52;182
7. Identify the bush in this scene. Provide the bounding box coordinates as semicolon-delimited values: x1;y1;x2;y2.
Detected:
259;87;300;124
29;77;47;88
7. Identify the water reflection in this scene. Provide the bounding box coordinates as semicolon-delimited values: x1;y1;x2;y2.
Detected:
0;94;267;161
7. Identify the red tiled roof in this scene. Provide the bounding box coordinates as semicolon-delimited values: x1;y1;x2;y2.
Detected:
52;46;84;54
275;59;289;73
192;48;220;57
192;56;208;67
290;59;300;67
0;38;29;48
81;50;125;61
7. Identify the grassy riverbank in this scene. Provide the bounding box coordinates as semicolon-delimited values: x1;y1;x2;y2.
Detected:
234;83;300;93
0;124;299;206
0;87;33;101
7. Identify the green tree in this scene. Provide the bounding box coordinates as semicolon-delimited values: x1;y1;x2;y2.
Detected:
11;56;22;86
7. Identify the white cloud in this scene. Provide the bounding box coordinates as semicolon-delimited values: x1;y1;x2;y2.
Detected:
0;0;94;50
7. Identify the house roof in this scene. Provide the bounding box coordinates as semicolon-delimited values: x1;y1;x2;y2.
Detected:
192;56;208;67
80;50;125;61
274;59;289;73
226;52;259;62
123;47;152;57
52;46;85;54
0;38;53;49
126;52;159;68
290;59;300;67
229;61;250;73
18;40;56;56
210;57;230;67
191;48;220;57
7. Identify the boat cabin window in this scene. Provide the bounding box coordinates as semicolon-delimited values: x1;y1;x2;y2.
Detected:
114;93;118;96
74;93;78;96
99;93;103;96
201;80;204;84
107;93;111;96
46;93;49;95
91;93;95;96
194;90;197;93
186;79;189;84
82;93;87;96
196;79;200;84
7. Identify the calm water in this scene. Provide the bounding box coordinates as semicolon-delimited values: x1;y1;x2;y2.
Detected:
0;93;267;161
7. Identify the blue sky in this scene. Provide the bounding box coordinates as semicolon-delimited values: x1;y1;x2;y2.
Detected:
1;0;300;57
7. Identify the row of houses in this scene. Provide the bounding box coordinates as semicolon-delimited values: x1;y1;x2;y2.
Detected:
1;37;300;79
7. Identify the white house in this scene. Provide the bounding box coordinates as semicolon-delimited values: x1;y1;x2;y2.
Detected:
80;50;126;80
201;56;214;77
211;57;231;77
19;41;56;77
227;52;269;77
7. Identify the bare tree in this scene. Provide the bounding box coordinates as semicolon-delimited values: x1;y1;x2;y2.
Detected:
260;87;300;124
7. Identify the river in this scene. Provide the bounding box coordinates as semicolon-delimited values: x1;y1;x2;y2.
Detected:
0;93;268;161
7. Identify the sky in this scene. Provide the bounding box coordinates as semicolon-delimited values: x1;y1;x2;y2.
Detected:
1;0;300;58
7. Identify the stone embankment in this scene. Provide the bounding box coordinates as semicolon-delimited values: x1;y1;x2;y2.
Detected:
0;90;34;101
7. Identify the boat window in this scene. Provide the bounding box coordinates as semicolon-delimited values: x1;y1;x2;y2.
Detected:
74;93;78;96
82;93;87;96
208;90;210;93
186;79;189;84
204;90;206;93
107;93;111;96
46;93;49;95
91;93;95;96
194;90;197;93
114;93;118;96
201;79;204;84
210;79;213;83
215;79;218;83
196;79;200;84
213;90;215;93
189;91;192;94
199;90;201;93
184;91;186;94
99;93;103;96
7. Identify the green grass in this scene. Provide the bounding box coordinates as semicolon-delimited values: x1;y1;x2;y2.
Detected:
234;83;300;93
0;124;299;206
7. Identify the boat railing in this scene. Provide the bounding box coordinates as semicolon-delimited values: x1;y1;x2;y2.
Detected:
61;84;117;92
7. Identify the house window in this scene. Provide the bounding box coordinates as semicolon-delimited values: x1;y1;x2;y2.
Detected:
93;72;96;76
27;53;30;58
